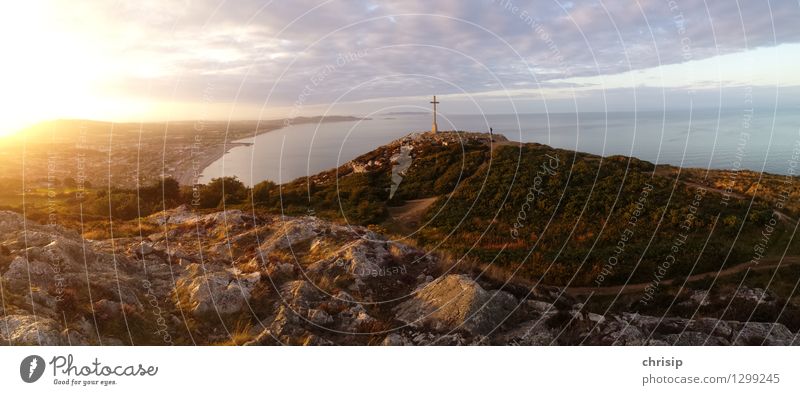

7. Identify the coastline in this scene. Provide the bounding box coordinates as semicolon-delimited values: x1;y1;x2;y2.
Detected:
175;127;277;186
175;116;365;186
175;141;248;186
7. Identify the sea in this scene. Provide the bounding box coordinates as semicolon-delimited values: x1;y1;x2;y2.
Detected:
198;109;800;186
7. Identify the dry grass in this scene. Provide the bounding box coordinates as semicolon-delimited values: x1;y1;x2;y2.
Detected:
82;220;161;240
214;319;254;346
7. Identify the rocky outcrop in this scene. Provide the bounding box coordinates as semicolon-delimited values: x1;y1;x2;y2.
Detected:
257;216;331;254
1;209;798;346
176;264;261;316
0;315;66;345
394;274;518;335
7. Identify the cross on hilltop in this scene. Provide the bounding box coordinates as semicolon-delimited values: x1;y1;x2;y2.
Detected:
430;96;439;134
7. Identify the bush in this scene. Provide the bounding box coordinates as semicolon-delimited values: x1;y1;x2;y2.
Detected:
196;177;248;208
252;180;277;206
84;177;183;220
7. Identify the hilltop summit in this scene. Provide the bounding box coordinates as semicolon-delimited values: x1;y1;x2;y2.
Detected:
3;130;800;345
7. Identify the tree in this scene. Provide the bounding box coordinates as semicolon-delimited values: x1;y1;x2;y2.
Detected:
90;191;139;220
155;177;181;204
252;180;277;205
197;177;248;208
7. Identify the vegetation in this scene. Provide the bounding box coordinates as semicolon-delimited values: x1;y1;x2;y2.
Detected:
3;135;798;293
413;145;798;286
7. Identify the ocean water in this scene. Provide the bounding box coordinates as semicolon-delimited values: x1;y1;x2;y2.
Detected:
199;109;800;186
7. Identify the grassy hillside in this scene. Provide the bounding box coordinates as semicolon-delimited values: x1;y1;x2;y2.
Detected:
414;143;796;286
5;131;798;291
256;132;800;289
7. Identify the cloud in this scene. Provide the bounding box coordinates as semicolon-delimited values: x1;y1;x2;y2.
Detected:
37;0;800;118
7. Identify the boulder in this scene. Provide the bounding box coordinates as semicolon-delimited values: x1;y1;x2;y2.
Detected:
394;274;517;335
501;319;556;345
3;256;55;290
732;322;795;346
665;332;730;346
307;309;333;326
338;304;376;332
258;217;325;254
0;314;65;345
178;265;261;316
279;280;323;310
381;333;410;346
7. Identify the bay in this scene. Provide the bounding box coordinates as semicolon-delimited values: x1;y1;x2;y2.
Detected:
199;109;800;186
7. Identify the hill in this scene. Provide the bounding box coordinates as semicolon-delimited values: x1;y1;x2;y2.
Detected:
1;208;797;345
3;130;800;345
254;131;800;289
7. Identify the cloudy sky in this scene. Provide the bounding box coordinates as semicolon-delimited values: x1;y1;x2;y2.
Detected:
1;0;799;133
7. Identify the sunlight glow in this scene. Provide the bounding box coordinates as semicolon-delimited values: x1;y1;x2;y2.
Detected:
0;1;798;138
0;2;155;137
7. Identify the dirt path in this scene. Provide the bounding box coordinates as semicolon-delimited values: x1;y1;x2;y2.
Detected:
382;145;798;296
565;256;800;296
386;197;438;227
679;180;798;226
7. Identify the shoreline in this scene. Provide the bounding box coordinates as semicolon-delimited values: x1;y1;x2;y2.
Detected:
180;129;800;187
175;127;278;186
175;117;366;186
176;142;246;186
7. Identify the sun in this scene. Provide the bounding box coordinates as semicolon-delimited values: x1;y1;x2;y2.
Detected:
0;2;117;137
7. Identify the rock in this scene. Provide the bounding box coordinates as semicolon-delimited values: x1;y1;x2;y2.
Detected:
0;315;65;345
93;299;123;320
178;265;261;316
382;333;409;346
734;287;775;305
338;304;376;332
629;315;689;336
394;274;517;335
501;319;555;345
525;299;555;313
279;280;323;310
37;236;92;267
303;334;335;346
3;207;798;346
26;288;59;312
132;242;155;257
587;312;606;323
148;205;194;225
687;290;711;307
732;322;795;346
335;291;354;302
594;317;647;346
3;257;56;291
313;238;414;279
665;332;730;346
334;239;390;278
258;217;324;253
688;317;733;338
269;306;301;337
406;331;470;345
0;211;27;234
308;309;333;326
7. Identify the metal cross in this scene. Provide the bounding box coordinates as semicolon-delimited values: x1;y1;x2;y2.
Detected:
430;96;439;133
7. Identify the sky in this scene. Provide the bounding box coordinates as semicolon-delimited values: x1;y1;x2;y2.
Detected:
0;0;799;135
